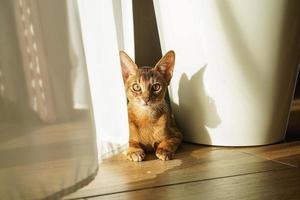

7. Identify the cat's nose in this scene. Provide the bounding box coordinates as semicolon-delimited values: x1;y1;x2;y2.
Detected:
142;97;150;105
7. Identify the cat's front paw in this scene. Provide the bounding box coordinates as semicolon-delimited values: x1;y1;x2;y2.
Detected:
127;150;146;162
156;148;174;161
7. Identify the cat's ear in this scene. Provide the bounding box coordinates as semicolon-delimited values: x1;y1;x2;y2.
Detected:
154;50;175;84
119;51;138;81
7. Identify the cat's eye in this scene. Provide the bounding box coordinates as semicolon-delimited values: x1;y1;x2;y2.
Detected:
132;83;141;92
152;83;161;91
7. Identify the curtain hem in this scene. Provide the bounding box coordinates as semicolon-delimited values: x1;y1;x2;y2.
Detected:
43;166;99;200
99;142;128;160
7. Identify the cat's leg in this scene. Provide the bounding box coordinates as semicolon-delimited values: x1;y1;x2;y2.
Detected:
156;128;182;161
126;123;145;162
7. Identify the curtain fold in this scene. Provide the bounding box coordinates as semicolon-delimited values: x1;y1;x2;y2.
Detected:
77;0;133;159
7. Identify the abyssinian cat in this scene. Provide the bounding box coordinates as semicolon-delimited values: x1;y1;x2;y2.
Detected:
120;50;182;162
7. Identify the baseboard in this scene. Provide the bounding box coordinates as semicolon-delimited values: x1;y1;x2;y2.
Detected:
287;99;300;135
291;99;300;111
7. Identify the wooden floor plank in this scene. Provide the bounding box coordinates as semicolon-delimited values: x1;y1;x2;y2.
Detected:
87;168;300;200
65;143;290;199
239;140;300;167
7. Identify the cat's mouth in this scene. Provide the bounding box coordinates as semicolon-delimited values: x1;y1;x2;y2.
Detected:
139;100;161;107
141;102;151;106
138;99;151;106
134;98;161;107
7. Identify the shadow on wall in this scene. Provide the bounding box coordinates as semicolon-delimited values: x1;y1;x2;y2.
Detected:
171;66;221;144
272;0;300;141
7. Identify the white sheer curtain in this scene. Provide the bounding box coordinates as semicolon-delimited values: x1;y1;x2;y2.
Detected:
77;0;134;159
0;0;137;198
0;0;98;199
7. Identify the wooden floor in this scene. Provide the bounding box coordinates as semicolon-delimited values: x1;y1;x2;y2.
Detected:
65;130;300;200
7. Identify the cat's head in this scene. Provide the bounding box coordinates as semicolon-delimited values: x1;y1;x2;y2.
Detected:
119;51;175;107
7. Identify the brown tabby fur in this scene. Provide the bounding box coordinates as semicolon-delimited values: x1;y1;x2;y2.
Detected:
119;50;182;162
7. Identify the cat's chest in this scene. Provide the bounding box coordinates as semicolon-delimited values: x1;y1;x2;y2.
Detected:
132;109;161;128
135;113;167;151
129;105;155;121
129;107;167;138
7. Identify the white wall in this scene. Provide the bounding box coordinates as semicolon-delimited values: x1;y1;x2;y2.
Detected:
154;0;300;146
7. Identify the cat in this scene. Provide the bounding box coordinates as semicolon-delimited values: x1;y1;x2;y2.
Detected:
119;50;183;162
